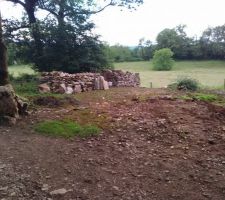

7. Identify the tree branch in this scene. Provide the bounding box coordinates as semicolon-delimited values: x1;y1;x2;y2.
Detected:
88;0;115;14
62;0;115;18
38;6;58;17
6;0;26;8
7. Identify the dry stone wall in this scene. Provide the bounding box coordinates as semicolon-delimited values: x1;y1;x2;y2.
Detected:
101;70;140;87
38;70;140;94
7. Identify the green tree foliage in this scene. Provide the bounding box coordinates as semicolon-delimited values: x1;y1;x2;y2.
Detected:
200;25;225;59
104;39;156;63
137;38;155;60
105;44;136;62
156;24;225;60
152;48;174;71
30;14;112;73
156;25;191;59
4;0;143;72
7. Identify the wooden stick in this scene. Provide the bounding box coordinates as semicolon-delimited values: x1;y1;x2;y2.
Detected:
150;82;153;88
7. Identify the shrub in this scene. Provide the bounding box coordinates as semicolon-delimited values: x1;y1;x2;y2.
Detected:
34;120;101;138
152;48;174;71
176;77;199;91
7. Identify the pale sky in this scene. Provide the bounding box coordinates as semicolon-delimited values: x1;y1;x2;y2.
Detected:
1;0;225;46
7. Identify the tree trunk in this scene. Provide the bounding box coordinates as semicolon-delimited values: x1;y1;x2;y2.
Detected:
0;13;28;125
24;0;43;64
6;0;43;61
0;13;8;86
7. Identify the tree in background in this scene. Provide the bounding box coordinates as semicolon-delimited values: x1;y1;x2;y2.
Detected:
4;0;143;72
103;24;225;63
156;25;190;59
152;48;174;71
105;44;135;62
137;38;155;60
200;25;225;60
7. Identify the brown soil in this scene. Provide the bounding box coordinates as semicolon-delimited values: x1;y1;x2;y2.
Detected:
32;96;81;107
0;88;225;200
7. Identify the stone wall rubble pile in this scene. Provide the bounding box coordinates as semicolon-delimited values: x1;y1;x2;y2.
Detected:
102;70;140;87
0;84;28;125
38;70;140;94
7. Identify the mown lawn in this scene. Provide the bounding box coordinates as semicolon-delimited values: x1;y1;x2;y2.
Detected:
115;60;225;88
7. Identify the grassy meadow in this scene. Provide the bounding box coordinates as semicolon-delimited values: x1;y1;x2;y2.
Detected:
8;60;225;89
8;65;35;77
115;60;225;88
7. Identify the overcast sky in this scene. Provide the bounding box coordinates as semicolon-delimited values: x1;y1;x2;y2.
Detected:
1;0;225;46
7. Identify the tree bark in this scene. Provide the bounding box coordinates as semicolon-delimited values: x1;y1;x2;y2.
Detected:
24;0;43;62
0;13;9;86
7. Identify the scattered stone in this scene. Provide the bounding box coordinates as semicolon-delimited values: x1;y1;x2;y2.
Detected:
74;84;82;93
112;186;119;191
208;139;216;145
66;86;73;94
38;83;51;93
41;184;49;191
0;186;8;191
94;76;109;90
50;188;68;196
10;192;16;196
0;164;6;169
58;83;67;94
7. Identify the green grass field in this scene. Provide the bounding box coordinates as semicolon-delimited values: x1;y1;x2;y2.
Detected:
115;60;225;88
8;60;225;89
8;65;35;77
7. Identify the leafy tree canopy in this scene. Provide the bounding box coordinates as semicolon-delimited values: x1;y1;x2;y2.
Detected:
3;0;143;72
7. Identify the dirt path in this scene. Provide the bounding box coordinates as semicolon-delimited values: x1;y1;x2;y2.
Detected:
0;88;225;200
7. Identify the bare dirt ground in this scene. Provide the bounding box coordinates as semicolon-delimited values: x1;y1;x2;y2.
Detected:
0;88;225;200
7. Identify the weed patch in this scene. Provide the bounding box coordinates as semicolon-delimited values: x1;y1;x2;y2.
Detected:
12;81;38;96
180;93;220;103
34;120;101;138
10;73;39;96
193;93;218;102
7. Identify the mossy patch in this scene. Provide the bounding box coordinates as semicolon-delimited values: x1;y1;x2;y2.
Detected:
34;120;101;138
